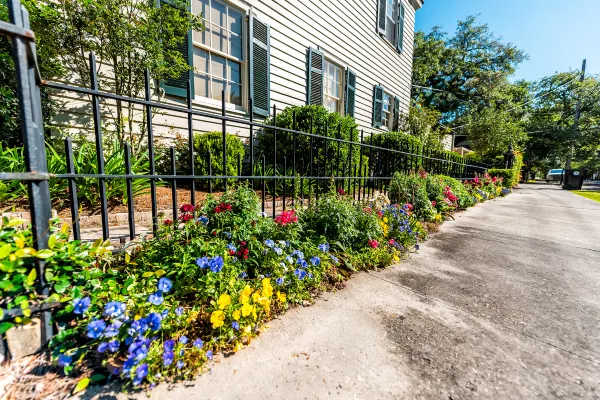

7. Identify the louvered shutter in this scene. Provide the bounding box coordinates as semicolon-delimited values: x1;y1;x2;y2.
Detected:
393;96;400;131
306;47;324;105
396;3;405;52
377;0;387;35
249;14;270;117
372;85;384;128
161;0;193;97
345;68;357;118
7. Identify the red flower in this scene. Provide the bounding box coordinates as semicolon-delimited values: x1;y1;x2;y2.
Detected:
179;213;193;222
180;204;194;214
337;188;346;195
388;239;395;245
363;207;372;214
274;210;298;225
431;200;437;207
368;239;379;248
214;202;232;214
404;203;413;211
377;210;384;218
164;219;173;226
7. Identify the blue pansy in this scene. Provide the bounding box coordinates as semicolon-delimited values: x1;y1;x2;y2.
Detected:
157;277;173;293
104;320;123;337
103;301;126;318
285;256;293;264
176;360;184;369
57;354;72;367
108;340;120;352
294;268;307;280
232;321;239;331
179;335;188;344
98;342;109;353
224;231;232;238
128;318;149;336
163;339;176;352
291;249;304;259
264;239;275;248
133;363;148;386
161;309;169;318
87;319;106;339
148;291;164;306
197;215;209;225
209;256;224;273
273;246;283;255
227;243;237;252
175;306;184;316
129;338;150;362
73;297;91;315
310;256;321;266
330;255;340;265
318;243;330;252
206;350;213;360
193;338;204;349
238;271;248;279
276;277;285;285
122;356;135;375
297;258;308;268
162;351;174;366
196;256;210;268
147;312;162;331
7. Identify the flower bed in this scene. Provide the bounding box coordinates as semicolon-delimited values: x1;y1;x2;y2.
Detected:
0;172;508;394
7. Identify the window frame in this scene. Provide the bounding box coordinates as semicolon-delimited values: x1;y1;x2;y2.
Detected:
190;0;248;112
384;0;397;45
322;58;345;115
381;90;393;130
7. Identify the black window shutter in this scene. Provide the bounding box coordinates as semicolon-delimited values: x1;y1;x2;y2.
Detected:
396;3;405;52
249;14;270;117
161;0;193;97
345;68;357;118
306;47;324;105
372;85;384;128
393;95;401;131
377;0;387;35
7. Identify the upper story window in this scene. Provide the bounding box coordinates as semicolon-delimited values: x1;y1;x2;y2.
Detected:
323;60;344;114
385;0;397;44
192;0;244;106
377;0;405;52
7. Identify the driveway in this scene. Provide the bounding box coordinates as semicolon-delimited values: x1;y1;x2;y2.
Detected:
83;183;600;399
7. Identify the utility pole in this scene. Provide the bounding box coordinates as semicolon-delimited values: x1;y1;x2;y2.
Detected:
566;59;586;170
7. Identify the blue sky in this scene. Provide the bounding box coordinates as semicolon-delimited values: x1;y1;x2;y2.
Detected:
414;0;600;82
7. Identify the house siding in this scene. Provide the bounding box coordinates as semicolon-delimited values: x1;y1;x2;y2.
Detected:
48;0;419;143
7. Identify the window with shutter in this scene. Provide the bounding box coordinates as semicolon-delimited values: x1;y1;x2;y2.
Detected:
372;85;384;128
249;15;270;116
345;69;357;118
306;47;324;106
377;0;387;35
396;3;405;52
161;0;193;97
393;96;400;131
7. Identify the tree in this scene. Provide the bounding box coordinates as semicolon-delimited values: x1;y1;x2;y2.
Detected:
400;104;449;149
25;0;202;150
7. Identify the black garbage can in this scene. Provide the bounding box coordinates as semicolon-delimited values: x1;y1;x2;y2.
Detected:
562;169;587;190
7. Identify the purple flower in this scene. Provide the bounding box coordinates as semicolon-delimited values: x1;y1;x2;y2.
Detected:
57;354;72;367
104;320;123;337
108;340;120;352
147;312;162;331
232;321;239;331
196;256;209;269
128;318;149;336
164;340;176;352
157;277;173;293
179;335;188;344
209;256;224;273
161;309;169;318
238;271;248;279
175;307;184;317
148;291;164;306
206;350;213;360
176;360;184;369
122;356;135;375
193;338;204;349
72;297;91;315
103;301;126;318
276;277;285;285
133;363;148;386
294;268;307;280
310;256;321;266
98;342;109;353
162;351;174;366
318;243;330;252
198;215;209;225
86;319;106;339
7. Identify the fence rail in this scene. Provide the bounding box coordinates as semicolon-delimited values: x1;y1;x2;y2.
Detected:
0;0;487;350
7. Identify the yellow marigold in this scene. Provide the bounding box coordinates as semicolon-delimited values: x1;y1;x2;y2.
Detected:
217;293;231;310
210;310;225;329
277;291;287;303
233;310;241;320
241;303;253;317
239;285;252;304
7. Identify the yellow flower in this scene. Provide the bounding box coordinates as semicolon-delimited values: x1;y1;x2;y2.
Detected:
234;342;243;352
241;303;253;317
258;297;270;309
244;324;252;334
210;310;225;329
239;285;252;304
217;293;231;310
229;278;236;288
262;278;273;298
383;217;388;223
233;310;241;320
252;291;260;303
277;291;287;303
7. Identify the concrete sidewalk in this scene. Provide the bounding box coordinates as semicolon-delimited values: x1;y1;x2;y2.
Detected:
84;183;600;399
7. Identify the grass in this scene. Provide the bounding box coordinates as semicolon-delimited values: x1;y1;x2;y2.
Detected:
572;190;600;203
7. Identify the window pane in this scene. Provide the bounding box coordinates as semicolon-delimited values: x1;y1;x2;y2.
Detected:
193;48;209;73
228;8;243;36
193;23;211;46
228;83;242;105
230;34;242;59
193;0;210;19
194;73;210;98
211;0;227;28
227;60;241;84
211;54;226;79
211;23;226;53
324;96;337;113
212;79;225;101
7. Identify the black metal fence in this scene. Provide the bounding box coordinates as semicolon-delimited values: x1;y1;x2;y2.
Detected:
0;0;486;344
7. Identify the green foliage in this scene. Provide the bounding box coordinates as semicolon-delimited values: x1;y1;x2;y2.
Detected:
488;153;523;188
401;105;449;148
388;172;435;221
257;105;361;176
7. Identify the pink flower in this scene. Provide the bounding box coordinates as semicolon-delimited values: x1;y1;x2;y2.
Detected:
388;239;395;245
337;188;346;195
377;210;384;218
431;201;437;207
368;239;379;248
274;210;298;225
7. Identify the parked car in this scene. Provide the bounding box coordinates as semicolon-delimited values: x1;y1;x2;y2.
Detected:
546;169;564;182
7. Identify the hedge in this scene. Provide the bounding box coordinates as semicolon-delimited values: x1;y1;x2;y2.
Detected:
488;154;523;188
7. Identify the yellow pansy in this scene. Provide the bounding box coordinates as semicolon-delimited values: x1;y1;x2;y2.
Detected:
210;310;225;329
233;309;241;320
217;293;232;310
239;285;252;304
252;291;260;303
277;291;286;303
241;303;253;317
383;217;388;223
234;342;243;352
258;297;270;309
262;278;273;298
244;324;252;334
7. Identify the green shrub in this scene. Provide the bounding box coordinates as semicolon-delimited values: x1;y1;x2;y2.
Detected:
435;175;476;208
489;153;523;188
388;172;435;221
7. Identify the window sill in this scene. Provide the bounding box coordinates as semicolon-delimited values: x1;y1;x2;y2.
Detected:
191;97;248;117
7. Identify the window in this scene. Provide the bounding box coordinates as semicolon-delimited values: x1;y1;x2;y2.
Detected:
385;0;397;44
192;0;244;106
382;92;393;130
323;60;344;114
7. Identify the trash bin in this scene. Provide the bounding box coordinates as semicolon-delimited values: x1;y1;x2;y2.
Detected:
562;169;587;190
